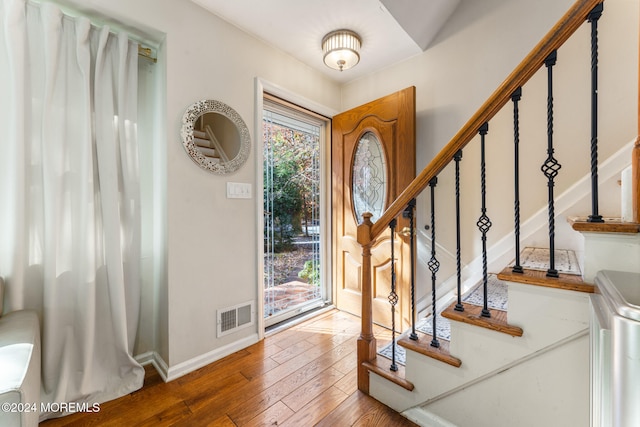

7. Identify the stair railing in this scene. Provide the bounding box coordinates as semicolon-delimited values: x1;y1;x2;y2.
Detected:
356;0;606;394
388;218;399;372
205;125;230;163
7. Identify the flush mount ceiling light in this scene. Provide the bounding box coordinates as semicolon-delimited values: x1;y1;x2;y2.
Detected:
322;29;362;72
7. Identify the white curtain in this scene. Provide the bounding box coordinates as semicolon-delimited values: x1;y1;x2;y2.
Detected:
0;0;144;420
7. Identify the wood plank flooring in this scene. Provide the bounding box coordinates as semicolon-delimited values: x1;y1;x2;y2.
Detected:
40;309;418;426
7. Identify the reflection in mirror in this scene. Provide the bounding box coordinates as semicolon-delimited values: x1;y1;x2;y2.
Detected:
181;100;250;174
193;113;240;163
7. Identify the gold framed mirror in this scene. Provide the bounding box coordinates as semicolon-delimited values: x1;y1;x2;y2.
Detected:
180;99;251;174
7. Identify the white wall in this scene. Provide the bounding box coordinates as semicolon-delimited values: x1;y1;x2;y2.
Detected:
341;0;638;301
54;0;341;371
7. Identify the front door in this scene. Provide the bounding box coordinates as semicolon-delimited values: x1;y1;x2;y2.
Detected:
332;87;416;330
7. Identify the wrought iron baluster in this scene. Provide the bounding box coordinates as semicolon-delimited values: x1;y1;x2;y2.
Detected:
477;122;492;318
512;87;524;274
541;50;561;278
428;177;441;348
588;4;604;223
403;199;418;341
388;218;398;372
454;150;464;312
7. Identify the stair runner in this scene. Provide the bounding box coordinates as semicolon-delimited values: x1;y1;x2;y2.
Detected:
378;247;580;365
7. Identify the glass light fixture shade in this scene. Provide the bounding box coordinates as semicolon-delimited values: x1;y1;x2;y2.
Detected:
322;30;361;71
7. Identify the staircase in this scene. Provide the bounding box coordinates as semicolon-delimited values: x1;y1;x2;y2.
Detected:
193;126;229;164
352;0;640;425
370;248;593;426
369;227;639;426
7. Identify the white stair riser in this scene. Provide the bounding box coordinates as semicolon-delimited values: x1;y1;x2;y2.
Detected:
506;282;590;345
582;233;640;283
403;406;459;427
435;284;589;391
422;335;589;427
401;325;528;407
371;282;591;414
370;372;420;413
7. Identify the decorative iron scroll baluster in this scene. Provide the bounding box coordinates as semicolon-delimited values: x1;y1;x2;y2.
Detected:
403;199;418;341
512;87;524;274
477;123;492;318
428;177;441;347
541;50;560;278
388;218;398;372
454;150;464;312
588;3;604;223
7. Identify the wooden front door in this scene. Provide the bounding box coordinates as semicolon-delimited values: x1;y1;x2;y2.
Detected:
332;87;416;330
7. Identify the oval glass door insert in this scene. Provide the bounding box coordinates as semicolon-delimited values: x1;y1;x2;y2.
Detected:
352;132;387;223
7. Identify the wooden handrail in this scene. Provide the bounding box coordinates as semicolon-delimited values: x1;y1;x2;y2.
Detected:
359;0;604;246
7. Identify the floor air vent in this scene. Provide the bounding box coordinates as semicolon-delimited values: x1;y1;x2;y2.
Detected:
217;301;255;337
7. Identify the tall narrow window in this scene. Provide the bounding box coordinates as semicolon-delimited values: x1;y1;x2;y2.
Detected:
263;95;328;326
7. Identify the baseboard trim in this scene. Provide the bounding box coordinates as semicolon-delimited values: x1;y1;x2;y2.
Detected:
135;351;169;382
157;333;260;382
403;407;458;427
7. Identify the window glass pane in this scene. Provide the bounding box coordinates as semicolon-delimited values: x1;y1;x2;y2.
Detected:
263;100;324;324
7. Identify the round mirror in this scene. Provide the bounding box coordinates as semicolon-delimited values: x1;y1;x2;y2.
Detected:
180;99;251;174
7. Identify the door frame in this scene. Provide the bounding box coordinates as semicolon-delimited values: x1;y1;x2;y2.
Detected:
255;78;338;338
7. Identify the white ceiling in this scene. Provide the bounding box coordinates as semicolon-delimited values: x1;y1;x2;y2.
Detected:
190;0;461;84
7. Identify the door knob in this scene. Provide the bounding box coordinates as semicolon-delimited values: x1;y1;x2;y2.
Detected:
399;227;413;237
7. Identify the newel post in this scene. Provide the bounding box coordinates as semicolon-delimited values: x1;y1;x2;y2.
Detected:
634;138;639;222
635;8;640;223
357;212;376;394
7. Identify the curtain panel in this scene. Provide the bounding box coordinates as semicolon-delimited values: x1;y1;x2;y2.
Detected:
0;0;144;420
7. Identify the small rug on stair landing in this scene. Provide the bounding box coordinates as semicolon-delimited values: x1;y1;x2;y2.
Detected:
378;274;507;366
509;247;581;275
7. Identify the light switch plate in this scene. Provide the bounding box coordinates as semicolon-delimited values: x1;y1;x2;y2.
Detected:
227;182;252;199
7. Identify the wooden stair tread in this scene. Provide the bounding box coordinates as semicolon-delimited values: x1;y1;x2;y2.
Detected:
497;267;594;293
398;332;461;368
441;302;523;337
568;216;640;233
363;358;415;392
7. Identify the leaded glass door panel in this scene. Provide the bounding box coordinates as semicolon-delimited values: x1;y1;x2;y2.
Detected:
352;132;387;223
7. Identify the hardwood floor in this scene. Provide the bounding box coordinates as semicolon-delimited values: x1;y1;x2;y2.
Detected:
40;309;418;426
